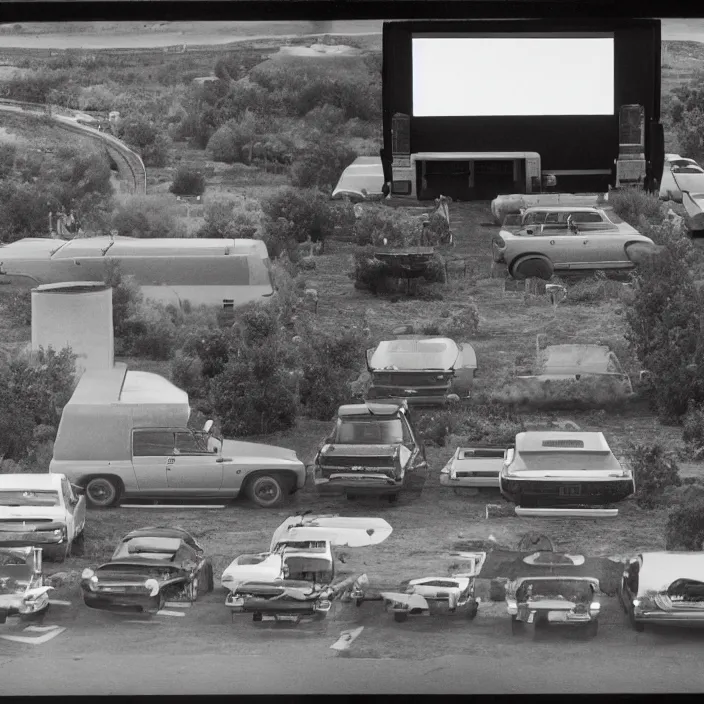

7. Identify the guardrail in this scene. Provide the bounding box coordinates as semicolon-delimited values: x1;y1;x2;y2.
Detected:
0;97;147;195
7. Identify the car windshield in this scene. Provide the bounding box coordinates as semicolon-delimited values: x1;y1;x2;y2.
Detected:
333;418;406;444
0;553;27;567
0;490;60;507
667;579;704;602
517;580;593;602
284;557;333;584
112;537;182;561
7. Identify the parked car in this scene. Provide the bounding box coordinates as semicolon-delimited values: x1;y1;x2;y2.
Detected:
381;551;486;623
620;552;704;631
50;363;307;509
0;473;86;562
440;446;508;491
0;547;53;624
332;156;385;202
499;431;636;508
515;344;634;396
659;154;704;230
222;515;392;624
492;206;655;279
506;576;602;637
491;192;608;225
80;527;213;614
365;336;477;406
312;401;427;503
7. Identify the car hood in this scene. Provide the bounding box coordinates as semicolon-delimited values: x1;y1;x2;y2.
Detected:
96;559;188;573
221;553;283;587
221;440;300;464
270;515;393;550
320;444;399;458
0;506;66;522
505;469;631;480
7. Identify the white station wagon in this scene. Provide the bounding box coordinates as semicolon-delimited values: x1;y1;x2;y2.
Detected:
493;206;656;280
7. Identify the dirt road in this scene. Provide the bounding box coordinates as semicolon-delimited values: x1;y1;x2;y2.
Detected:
2;593;704;694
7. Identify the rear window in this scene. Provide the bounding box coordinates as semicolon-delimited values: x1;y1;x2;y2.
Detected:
541;439;585;448
333;417;409;444
0;490;60;507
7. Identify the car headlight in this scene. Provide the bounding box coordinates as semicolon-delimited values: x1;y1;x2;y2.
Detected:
81;568;99;586
590;602;601;611
506;600;518;615
53;528;65;537
144;579;160;597
440;461;452;475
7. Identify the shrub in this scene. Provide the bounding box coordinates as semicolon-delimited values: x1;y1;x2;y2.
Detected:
77;84;117;112
103;261;143;348
207;123;240;164
627;442;681;509
290;140;357;192
210;346;298;436
492;375;632;411
196;201;260;239
124;302;179;361
1;69;69;104
0;143;16;179
181;327;235;379
170;351;205;400
422;255;447;284
0;289;32;327
624;224;704;420
0;346;77;463
111;196;187;239
303;104;346;133
608;189;664;228
170;166;206;197
119;117;171;168
682;402;704;459
353;249;395;294
0;181;53;242
666;499;704;550
237;303;278;346
353;206;423;248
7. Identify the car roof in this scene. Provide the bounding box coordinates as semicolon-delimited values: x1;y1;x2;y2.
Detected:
524;206;602;213
0;474;64;490
515;431;610;453
638;552;704;594
370;337;461;371
121;527;196;543
337;402;406;417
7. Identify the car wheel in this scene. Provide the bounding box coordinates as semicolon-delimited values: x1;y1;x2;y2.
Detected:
467;603;479;620
85;477;121;509
72;530;85;556
189;577;200;603
246;474;285;509
393;612;408;623
510;256;554;281
511;616;525;635
50;540;72;563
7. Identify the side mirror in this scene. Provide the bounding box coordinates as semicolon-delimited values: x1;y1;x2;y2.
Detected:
71;485;85;496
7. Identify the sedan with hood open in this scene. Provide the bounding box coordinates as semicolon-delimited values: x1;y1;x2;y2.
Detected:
0;547;53;624
620;552;704;631
312;402;427;503
506;576;602;637
365;337;477;406
499;432;635;512
80;527;214;614
222;514;392;624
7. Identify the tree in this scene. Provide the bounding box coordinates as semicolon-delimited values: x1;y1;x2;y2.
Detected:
170;166;206;196
111;196;187;239
290;141;357;192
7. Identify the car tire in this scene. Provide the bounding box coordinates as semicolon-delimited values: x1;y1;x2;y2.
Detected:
85;477;121;509
467;603;479;620
72;530;85;557
246;474;285;509
510;256;554;281
50;540;72;563
393;612;408;623
625;242;658;266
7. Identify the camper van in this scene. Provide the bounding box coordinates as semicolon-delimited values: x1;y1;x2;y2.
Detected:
49;364;307;509
0;236;273;310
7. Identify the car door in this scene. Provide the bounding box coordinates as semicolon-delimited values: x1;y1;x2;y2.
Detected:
131;429;174;493
402;412;427;473
536;212;579;269
165;430;224;495
568;212;624;268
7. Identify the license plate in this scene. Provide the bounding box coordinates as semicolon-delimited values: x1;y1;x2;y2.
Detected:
559;485;581;497
277;615;300;622
547;611;568;622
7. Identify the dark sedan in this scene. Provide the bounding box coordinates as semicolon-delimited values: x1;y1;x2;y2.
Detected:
80;527;213;614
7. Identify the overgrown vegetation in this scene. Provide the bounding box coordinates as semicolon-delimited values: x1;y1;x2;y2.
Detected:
627;442;682;509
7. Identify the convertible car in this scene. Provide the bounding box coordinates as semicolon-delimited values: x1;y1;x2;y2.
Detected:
620;551;704;631
80;527;213;613
381;551;486;623
0;547;53;624
499;431;636;509
507;575;602;637
365;336;477;406
222;514;392;624
659;154;704;231
493;206;655;280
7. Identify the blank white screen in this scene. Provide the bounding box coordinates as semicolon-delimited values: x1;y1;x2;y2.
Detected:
412;37;615;117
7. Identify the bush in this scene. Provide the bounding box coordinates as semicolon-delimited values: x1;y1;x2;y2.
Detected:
0;181;53;242
303;104;346;133
103;261;143;348
666;498;704;550
0;143;16;180
353;250;395;294
196;201;260;239
682;402;704;459
207;123;241;164
210;346;298;436
290;141;357;192
0;289;32;327
353;206;423;248
608;189;664;228
624;223;704;420
111;196;187;239
493;375;632;411
182;327;234;379
422;255;447;284
123;302;179;361
170;166;206;197
119;117;171;167
0;346;77;463
628;442;681;509
170;351;205;400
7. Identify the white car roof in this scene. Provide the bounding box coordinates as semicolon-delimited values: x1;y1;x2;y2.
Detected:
638;552;704;595
515;431;611;453
0;474;64;490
